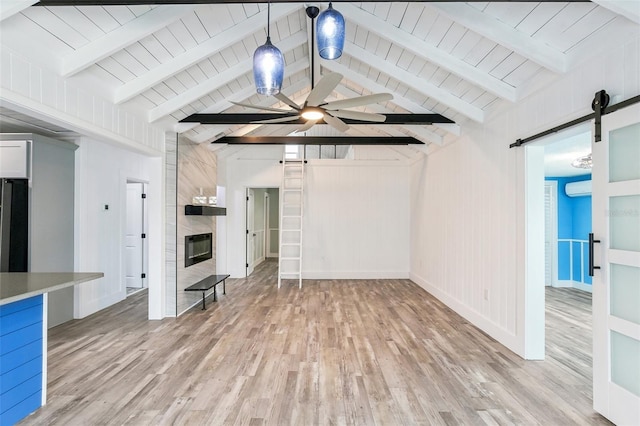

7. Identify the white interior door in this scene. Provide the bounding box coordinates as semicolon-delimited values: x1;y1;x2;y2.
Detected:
592;103;640;425
246;188;255;277
125;183;144;289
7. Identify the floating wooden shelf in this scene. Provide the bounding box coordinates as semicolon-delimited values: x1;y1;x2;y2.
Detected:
184;205;226;216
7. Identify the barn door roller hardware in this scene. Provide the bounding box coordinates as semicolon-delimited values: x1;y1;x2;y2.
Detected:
510;90;640;148
592;89;609;142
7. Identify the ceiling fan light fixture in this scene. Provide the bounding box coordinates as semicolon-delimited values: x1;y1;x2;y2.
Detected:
301;107;325;121
253;1;284;95
317;2;345;60
571;152;592;169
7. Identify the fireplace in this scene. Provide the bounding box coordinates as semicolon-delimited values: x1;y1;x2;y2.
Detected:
185;233;212;267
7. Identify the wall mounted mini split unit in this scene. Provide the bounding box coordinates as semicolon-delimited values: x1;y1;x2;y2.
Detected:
565;180;592;197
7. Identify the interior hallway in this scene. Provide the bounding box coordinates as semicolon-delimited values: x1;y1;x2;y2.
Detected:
21;260;610;425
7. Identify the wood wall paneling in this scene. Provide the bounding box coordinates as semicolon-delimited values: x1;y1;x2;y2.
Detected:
0;47;165;155
74;137;160;319
409;33;640;358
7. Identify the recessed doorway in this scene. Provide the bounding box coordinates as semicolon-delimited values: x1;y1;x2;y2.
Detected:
125;181;148;296
245;187;279;277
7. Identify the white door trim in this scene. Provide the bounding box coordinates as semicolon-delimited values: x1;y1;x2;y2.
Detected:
545;180;559;287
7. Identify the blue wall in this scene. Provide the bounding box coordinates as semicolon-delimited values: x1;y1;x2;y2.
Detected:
546;174;592;285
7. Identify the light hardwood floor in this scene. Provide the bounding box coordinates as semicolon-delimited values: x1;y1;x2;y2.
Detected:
21;260;610;425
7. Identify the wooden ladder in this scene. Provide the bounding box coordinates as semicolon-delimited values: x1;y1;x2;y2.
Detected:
278;153;304;288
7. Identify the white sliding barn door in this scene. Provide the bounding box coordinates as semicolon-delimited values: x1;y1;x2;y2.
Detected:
592;103;640;425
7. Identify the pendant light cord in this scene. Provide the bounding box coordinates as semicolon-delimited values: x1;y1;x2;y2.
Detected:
267;0;271;40
310;14;315;90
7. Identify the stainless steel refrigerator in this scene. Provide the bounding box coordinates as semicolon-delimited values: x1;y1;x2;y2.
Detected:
0;178;28;272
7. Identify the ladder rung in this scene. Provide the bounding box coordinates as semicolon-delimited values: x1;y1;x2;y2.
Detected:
280;154;304;289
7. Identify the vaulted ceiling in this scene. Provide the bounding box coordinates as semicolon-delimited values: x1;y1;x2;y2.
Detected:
0;1;638;146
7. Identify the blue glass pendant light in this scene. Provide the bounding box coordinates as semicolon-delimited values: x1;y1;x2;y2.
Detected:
317;2;345;60
253;0;284;95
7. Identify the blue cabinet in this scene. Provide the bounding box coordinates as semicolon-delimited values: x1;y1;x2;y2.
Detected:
0;295;43;425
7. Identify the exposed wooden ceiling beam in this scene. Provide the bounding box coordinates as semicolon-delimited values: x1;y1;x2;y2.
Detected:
323;60;461;136
215;136;425;145
114;3;300;104
333;84;444;145
1;0;38;21
339;3;517;102
61;5;195;77
591;0;640;24
181;113;454;125
344;41;485;123
148;30;306;122
428;2;568;74
185;77;311;143
35;0;592;5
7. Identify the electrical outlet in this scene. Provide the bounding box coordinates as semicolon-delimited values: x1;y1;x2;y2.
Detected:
483;289;489;301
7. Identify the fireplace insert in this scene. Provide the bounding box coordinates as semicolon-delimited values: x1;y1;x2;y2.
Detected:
185;233;212;267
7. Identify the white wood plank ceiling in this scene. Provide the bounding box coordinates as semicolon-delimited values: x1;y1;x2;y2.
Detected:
0;1;638;145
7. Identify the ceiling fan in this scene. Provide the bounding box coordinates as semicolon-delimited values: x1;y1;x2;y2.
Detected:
230;73;393;133
229;4;393;134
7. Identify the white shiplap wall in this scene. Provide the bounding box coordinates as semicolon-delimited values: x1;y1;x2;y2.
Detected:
409;33;640;358
303;160;410;279
74;136;163;319
219;146;411;280
218;146;286;278
0;46;165;155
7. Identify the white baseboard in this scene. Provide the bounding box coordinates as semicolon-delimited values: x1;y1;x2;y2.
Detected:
553;280;592;293
76;291;123;319
302;271;410;280
572;282;593;293
409;272;522;358
251;257;265;269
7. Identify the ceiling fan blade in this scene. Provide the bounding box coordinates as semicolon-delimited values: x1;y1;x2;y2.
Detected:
274;93;301;110
306;72;343;106
295;119;318;133
329;110;387;122
229;101;292;113
323;113;349;132
323;93;394;110
251;115;301;124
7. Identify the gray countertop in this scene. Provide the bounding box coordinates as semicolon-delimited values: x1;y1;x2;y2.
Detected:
0;272;104;306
